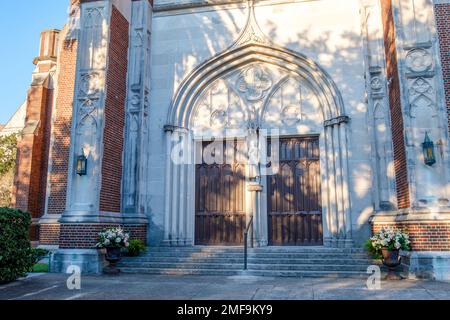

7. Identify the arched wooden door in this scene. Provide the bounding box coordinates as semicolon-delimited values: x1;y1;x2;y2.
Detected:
195;140;246;245
268;137;323;246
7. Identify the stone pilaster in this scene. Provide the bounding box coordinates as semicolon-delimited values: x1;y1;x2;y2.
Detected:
323;116;353;248
163;126;194;246
62;0;114;223
391;0;450;208
53;0;135;274
122;0;152;225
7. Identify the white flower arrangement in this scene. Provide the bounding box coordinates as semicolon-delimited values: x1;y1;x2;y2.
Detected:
367;227;411;257
96;227;130;249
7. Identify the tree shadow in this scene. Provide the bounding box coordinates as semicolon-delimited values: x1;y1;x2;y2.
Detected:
150;1;382;247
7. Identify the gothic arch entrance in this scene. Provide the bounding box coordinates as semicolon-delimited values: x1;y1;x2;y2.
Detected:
163;3;353;248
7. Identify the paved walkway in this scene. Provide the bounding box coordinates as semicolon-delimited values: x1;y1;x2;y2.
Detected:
1;273;450;300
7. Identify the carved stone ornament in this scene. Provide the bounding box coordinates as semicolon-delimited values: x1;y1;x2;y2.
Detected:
236;66;273;101
78;72;102;114
281;104;302;125
210;109;228;127
405;48;433;73
232;0;271;48
370;76;383;92
409;77;434;107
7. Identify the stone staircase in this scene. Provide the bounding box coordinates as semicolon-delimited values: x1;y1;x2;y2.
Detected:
118;246;377;278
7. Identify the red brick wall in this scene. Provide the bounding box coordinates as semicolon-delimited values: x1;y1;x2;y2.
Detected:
99;6;129;213
435;4;450;134
59;224;147;249
373;222;450;251
40;224;61;245
46;40;78;216
380;0;410;209
12;84;53;241
13;86;52;214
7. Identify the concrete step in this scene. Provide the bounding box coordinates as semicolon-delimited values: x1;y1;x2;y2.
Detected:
140;252;369;260
247;270;368;278
146;247;243;253
121;256;373;265
121;257;245;264
249;253;369;259
120;268;242;276
120;268;368;278
146;247;365;254
118;262;243;270
118;261;370;272
247;264;369;272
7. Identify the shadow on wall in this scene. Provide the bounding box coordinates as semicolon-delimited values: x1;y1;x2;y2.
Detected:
146;2;390;247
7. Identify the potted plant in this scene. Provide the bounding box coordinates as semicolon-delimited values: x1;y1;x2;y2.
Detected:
96;227;130;274
366;227;411;280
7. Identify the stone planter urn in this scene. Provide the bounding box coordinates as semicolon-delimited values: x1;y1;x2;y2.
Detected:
104;247;122;274
381;248;402;280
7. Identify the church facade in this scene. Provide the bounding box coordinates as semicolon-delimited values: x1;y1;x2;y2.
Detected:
11;0;450;279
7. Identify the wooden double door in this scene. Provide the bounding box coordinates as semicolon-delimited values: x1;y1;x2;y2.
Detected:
195;137;323;246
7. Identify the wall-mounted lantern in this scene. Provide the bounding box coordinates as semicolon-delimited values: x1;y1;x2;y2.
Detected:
76;149;88;176
422;132;436;167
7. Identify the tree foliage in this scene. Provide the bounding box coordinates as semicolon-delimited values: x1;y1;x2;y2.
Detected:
0;134;17;176
0;134;17;206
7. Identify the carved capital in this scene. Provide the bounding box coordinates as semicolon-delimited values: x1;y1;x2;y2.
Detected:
324;116;350;128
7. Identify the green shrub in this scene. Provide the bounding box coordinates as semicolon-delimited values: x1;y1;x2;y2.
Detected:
30;248;49;264
0;208;34;283
127;240;147;257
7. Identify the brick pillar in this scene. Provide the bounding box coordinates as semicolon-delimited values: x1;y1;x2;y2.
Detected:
380;0;410;210
38;1;81;246
12;30;59;242
372;0;450;281
53;0;148;274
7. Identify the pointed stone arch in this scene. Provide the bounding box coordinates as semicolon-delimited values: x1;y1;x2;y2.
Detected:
167;43;346;129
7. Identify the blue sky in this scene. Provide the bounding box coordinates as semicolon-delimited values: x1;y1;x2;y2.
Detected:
0;0;69;124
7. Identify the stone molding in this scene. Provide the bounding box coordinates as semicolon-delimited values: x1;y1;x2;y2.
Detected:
370;209;450;223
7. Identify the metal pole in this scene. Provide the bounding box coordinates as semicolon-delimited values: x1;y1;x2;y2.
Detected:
244;230;248;270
